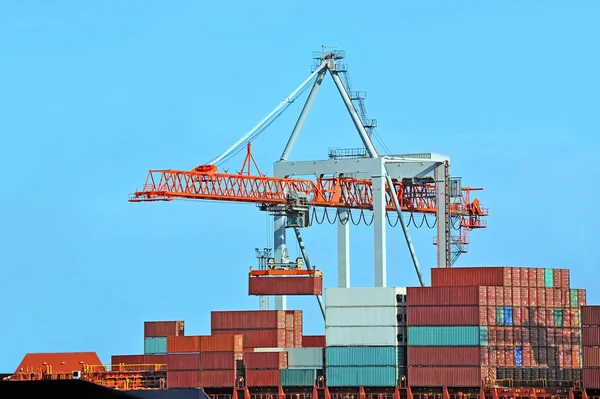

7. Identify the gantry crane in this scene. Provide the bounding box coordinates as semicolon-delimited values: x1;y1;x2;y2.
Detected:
130;48;489;315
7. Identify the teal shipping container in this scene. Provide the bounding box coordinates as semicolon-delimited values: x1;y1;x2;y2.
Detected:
545;269;554;288
280;369;318;386
496;307;504;325
326;366;397;387
570;289;579;308
144;337;167;354
480;326;489;346
407;326;480;346
554;308;563;327
326;346;398;367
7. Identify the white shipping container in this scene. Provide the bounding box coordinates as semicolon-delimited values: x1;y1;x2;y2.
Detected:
325;287;407;308
286;348;323;368
326;306;399;327
252;347;287;352
326;326;404;346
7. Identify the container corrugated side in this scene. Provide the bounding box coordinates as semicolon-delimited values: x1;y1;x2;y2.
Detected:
407;306;479;326
200;352;236;370
167;336;202;353
166;353;202;371
145;321;185;337
111;354;145;366
246;369;280;386
286;348;323;368
144;337;167;354
326;326;399;346
581;306;600;326
325;306;398;327
582;328;600;346
324;287;405;308
245;352;287;369
407;346;480;366
166;370;201;388
326;366;397;387
249;276;322;296
408;366;481;387
583;346;600;367
406;286;480;306
325;346;398;367
431;267;508;287
200;370;235;388
584;369;600;389
211;310;287;330
407;326;479;346
302;335;325;347
280;369;318;386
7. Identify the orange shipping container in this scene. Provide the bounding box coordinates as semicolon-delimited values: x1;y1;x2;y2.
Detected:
521;268;529;287
200;334;244;352
167;336;202;353
579;289;587;307
512;287;521;306
249;275;322;296
201;370;235;388
166;353;202;371
167;370;201;388
212;329;286;348
145;321;184;338
536;269;545;288
431;267;510;287
496;287;504;306
529;288;538;306
537;288;547;307
246;369;281;387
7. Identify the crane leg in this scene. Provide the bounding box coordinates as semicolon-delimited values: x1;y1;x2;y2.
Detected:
293;227;326;321
337;208;350;288
274;215;288;310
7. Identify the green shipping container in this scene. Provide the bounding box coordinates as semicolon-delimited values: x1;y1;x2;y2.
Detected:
407;326;480;346
545;269;554;288
280;369;318;386
144;337;167;354
570;289;579;308
480;326;489;346
326;366;397;387
325;346;399;367
554;308;563;327
496;307;505;325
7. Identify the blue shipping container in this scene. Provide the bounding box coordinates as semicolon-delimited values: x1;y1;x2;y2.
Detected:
144;337;167;354
504;307;513;326
325;346;398;367
514;347;523;367
326;366;397;387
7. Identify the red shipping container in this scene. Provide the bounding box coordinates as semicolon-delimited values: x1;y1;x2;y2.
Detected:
487;307;496;326
480;347;489;366
479;307;488;326
431;267;512;287
246;369;280;387
201;370;235;388
200;334;244;352
513;307;522;327
167;353;202;371
521;268;530;287
302;335;325;348
505;328;514;347
479;287;488;306
514;327;522;345
406;286;480;306
504;348;514;367
211;310;291;330
407;306;479;326
244;352;287;369
563;269;571;288
145;321;184;337
408;347;480;366
111;354;144;365
408;367;481;387
582;347;600;368
167;336;202;353
512;287;521;307
488;287;497;307
582;306;600;326
537;288;547;307
212;329;284;348
536;269;545;288
584;369;600;389
523;346;533;367
583;328;600;346
545;290;554;309
553;269;562;288
528;268;538;287
496;328;505;347
571;308;580;326
496;287;504;307
487;347;497;367
521;288;529;307
145;354;167;366
579;289;587;307
563;308;572;328
249;275;322;296
504;268;512;285
511;268;520;287
167;370;201;388
573;346;582;368
554;289;563;308
529;288;538;307
201;352;235;370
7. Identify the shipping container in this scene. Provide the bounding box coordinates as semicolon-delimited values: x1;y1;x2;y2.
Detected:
582;328;600;346
583;347;600;367
326;306;398;327
407;306;479;326
536;268;545;288
145;354;167;365
144;337;167;355
407;286;480;306
245;351;287;369
326;326;400;346
145;321;184;338
111;354;145;366
166;370;201;388
166;353;202;371
545;269;554;288
579;289;587;307
326;366;397;387
480;327;489;346
280;369;318;387
200;352;235;370
584;369;600;389
249;275;322;296
407;326;480;346
325;346;399;367
408;366;481;387
302;335;325;348
199;334;243;352
211;330;278;349
246;369;280;386
325;287;406;308
286;348;323;368
200;370;235;388
407;346;479;366
582;306;600;326
212;310;292;330
431;267;509;287
167;336;202;353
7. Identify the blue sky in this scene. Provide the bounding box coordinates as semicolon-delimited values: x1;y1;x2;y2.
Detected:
1;1;598;371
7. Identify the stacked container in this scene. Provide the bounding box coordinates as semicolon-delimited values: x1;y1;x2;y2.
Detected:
144;321;184;355
211;310;302;348
406;286;482;387
581;306;600;388
324;287;407;387
281;347;323;387
426;266;586;387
